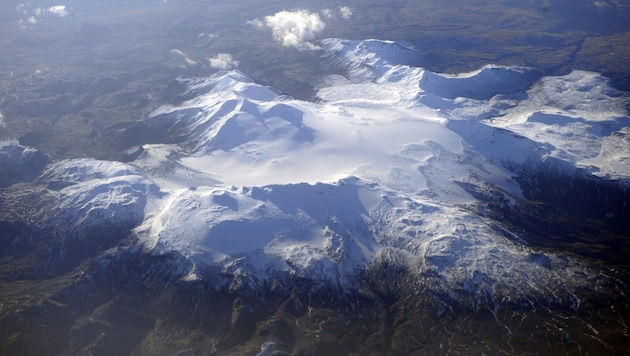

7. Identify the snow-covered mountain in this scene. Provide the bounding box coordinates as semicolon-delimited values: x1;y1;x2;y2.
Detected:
1;38;629;354
126;39;626;289
6;38;628;289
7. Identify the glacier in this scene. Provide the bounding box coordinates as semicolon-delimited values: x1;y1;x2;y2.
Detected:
4;38;627;295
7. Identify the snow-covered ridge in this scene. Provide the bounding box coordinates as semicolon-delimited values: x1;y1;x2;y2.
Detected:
419;65;540;100
0;140;50;187
137;178;383;283
139;70;305;156
40;158;159;236
320;38;423;81
5;38;628;292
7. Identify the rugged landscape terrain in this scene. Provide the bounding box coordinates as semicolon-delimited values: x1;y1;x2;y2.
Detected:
1;1;630;355
1;38;629;354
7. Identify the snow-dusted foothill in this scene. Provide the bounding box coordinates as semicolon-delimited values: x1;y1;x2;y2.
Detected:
0;150;162;275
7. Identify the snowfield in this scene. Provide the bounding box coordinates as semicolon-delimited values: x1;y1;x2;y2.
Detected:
11;38;630;292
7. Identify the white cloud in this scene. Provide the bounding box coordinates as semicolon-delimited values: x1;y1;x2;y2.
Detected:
33;5;68;17
340;6;353;19
199;32;219;40
47;5;68;17
0;111;5;128
208;53;240;70
250;9;326;50
170;49;197;66
247;18;264;28
321;8;334;19
16;3;29;14
17;4;69;27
